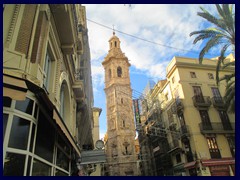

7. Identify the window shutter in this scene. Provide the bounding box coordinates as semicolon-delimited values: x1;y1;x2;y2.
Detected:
15;5;37;55
31;11;47;63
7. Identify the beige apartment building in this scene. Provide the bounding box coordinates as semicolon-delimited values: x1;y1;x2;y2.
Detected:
3;4;94;176
139;54;235;176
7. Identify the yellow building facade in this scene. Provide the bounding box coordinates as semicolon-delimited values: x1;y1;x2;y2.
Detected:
139;54;235;176
3;4;94;176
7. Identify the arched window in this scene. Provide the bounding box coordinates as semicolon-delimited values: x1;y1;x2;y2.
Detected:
115;41;117;47
117;67;122;77
109;69;112;79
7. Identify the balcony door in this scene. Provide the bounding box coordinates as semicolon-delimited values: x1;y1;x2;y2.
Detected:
218;110;232;130
211;87;222;103
193;86;204;103
199;110;212;130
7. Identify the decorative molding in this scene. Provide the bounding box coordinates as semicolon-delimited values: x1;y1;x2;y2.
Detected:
6;4;21;47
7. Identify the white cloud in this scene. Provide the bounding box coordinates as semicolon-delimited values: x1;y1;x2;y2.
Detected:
91;65;104;92
84;3;219;91
84;4;222;135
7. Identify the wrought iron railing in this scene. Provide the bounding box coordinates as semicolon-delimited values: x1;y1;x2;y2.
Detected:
192;96;212;108
199;122;235;134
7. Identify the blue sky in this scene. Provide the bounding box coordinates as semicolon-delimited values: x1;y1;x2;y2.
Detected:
83;4;234;139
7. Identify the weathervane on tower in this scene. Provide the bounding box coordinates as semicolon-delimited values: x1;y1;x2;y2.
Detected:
112;24;115;35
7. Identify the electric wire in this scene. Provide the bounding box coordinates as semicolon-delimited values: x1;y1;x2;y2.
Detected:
87;18;215;56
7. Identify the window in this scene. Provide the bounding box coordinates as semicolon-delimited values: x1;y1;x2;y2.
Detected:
199;110;212;130
193;86;204;103
35;110;55;162
115;41;117;47
123;120;125;127
8;116;30;150
218;111;232;130
3;97;12;107
208;73;214;79
227;136;235;157
109;69;112;79
206;137;221;158
4;152;26;176
172;76;175;84
32;159;52;176
15;97;34;115
43;51;52;91
176;153;181;163
190;72;196;78
123;142;130;155
211;87;223;103
56;135;70;171
117;67;122;77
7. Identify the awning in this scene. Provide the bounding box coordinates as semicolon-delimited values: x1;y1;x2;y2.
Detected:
184;161;197;169
25;80;81;156
53;109;80;156
201;158;235;166
3;75;27;100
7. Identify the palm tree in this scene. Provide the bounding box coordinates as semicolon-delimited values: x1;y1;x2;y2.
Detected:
190;4;235;113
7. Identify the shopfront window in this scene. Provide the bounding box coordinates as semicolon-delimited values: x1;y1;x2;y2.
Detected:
4;152;26;176
56;135;71;171
8;116;30;150
55;169;68;176
32;159;52;176
15;97;34;115
35;110;55;162
3;96;12;107
56;147;69;171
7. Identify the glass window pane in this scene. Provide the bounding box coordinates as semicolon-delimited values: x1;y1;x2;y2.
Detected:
3;114;9;141
32;159;51;176
4;152;26;176
8;116;30;150
30;124;36;152
35;110;54;162
58;135;70;156
56;148;69;171
3;97;12;107
15;97;34;115
55;169;68;176
26;156;32;176
34;103;38;119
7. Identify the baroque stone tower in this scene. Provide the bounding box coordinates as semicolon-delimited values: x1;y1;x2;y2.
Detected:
102;32;138;176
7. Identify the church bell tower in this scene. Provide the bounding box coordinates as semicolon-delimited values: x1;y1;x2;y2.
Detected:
102;32;138;176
